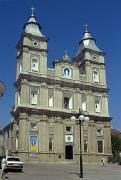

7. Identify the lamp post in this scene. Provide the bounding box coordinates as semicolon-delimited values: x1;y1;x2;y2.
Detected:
71;109;89;178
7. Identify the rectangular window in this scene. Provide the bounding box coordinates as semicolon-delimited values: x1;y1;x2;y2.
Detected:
81;94;86;111
95;96;101;113
97;140;103;153
66;126;72;132
64;97;69;109
31;58;39;72
31;91;38;105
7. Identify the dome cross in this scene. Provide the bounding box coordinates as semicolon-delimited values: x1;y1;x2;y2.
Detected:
31;7;35;16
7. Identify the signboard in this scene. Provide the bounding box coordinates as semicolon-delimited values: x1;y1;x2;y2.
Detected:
29;135;38;152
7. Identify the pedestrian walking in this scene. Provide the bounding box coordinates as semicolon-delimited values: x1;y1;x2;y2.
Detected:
102;157;105;165
1;156;7;179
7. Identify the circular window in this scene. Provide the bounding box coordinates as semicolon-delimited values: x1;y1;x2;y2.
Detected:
33;41;39;47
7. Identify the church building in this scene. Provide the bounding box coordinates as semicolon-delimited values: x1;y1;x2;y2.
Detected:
10;9;112;163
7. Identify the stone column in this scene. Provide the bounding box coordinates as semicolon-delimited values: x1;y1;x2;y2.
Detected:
18;113;28;161
88;120;96;161
103;122;112;155
12;121;17;153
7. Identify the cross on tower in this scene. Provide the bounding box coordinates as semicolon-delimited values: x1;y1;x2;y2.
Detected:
31;7;35;16
84;24;88;32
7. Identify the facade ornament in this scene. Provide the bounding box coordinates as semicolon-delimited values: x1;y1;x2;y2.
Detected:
63;50;70;60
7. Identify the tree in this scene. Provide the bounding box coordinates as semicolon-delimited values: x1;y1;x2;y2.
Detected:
111;134;121;156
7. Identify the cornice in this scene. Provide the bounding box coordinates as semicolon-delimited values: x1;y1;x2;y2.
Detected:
22;45;48;53
11;106;111;122
15;74;109;93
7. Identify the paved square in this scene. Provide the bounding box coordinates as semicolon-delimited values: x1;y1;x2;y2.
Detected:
1;163;121;180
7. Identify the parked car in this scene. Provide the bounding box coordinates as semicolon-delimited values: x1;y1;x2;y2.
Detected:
5;156;23;172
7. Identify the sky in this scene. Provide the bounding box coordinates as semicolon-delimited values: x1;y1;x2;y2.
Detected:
0;0;121;130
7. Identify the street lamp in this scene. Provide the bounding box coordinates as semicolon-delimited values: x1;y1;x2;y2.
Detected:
71;109;89;178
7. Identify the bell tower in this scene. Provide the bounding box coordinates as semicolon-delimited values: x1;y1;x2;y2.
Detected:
73;26;111;161
75;25;107;88
12;8;48;160
74;25;109;116
16;8;48;81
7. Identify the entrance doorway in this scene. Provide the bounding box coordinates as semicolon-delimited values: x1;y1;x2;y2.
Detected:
65;145;73;159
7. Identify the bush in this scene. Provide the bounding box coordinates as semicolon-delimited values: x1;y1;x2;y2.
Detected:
108;156;121;164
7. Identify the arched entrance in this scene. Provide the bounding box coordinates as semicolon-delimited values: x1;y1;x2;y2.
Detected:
65;145;73;159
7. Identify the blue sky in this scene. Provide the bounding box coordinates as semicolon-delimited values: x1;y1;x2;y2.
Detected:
0;0;121;130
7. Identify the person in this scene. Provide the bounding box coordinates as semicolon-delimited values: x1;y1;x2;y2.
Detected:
1;156;7;179
102;157;106;165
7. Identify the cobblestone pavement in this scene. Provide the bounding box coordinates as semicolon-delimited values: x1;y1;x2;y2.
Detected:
1;163;121;180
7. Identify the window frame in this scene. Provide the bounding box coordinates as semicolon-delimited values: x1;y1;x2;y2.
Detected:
64;97;69;109
97;140;104;154
92;68;100;83
63;67;72;78
31;58;39;72
31;90;38;105
95;96;101;113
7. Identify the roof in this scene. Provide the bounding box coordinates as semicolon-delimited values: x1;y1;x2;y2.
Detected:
76;27;103;55
111;129;121;139
23;8;44;37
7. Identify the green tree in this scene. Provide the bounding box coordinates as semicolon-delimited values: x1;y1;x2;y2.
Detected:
111;134;121;156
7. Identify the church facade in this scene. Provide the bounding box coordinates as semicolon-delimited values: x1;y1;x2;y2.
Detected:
10;10;112;163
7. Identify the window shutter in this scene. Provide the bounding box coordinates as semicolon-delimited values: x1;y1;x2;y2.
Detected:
69;97;73;109
18;92;20;105
49;96;53;107
20;63;22;73
16;136;18;150
82;94;86;111
48;89;54;107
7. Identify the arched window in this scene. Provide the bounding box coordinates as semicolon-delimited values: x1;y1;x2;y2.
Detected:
63;68;71;77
